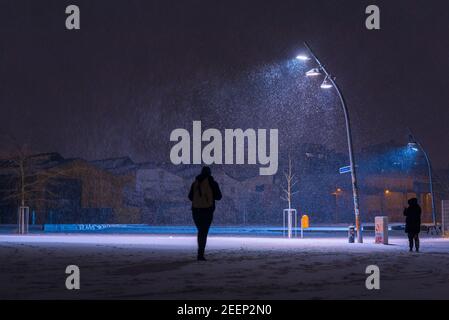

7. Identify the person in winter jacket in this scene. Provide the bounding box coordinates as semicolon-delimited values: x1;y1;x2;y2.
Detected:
403;197;422;252
188;166;222;261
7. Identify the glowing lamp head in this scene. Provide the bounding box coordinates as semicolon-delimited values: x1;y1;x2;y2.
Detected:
408;143;419;152
320;77;333;89
305;68;321;77
296;54;310;61
407;134;419;151
384;189;390;195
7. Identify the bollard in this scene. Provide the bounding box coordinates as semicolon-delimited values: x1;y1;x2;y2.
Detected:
348;225;355;243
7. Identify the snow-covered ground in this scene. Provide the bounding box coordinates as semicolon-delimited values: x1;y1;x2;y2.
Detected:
0;233;448;299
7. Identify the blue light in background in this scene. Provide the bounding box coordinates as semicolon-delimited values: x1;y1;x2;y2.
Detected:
407;142;419;152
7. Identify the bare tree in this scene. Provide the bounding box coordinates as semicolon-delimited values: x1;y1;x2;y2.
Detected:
281;155;299;211
0;132;70;223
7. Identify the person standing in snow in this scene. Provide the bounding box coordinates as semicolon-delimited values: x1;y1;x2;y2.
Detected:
188;166;222;261
403;197;422;252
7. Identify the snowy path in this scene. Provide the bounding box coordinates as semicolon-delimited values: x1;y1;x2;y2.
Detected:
0;234;448;299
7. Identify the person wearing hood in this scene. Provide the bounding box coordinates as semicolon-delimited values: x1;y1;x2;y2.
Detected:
188;166;222;261
403;197;422;252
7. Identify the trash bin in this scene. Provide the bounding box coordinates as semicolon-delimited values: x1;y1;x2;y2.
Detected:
348;225;355;243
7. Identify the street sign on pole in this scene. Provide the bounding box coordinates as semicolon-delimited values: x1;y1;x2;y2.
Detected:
339;165;352;174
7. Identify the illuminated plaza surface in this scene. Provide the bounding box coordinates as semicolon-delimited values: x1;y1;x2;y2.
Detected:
0;233;448;299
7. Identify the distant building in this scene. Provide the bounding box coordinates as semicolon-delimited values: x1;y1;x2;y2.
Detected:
359;174;433;222
0;153;137;224
1;143;448;226
356;140;445;223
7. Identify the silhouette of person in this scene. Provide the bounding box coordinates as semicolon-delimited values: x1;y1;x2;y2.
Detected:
404;197;422;252
188;166;222;261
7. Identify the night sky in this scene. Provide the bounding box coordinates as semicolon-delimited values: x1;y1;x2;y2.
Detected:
1;0;448;168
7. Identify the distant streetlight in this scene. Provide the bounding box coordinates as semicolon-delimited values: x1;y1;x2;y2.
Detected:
408;144;419;152
407;131;436;226
332;188;343;223
297;41;363;243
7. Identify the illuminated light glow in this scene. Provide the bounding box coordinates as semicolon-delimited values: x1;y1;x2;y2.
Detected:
296;55;310;61
407;142;419;152
320;77;333;89
384;189;390;195
336;188;342;193
305;68;321;76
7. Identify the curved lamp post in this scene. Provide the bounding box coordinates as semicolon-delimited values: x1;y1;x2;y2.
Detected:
297;42;363;243
407;131;436;226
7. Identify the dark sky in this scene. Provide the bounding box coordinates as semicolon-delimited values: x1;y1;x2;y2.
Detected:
1;0;448;168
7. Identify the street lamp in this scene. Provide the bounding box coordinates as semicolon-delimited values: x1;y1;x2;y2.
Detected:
407;131;436;226
296;55;311;61
320;76;333;89
305;68;321;77
297;41;363;243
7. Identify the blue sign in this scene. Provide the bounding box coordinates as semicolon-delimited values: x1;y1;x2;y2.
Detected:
339;165;352;174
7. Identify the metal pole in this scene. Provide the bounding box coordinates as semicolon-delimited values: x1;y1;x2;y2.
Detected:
283;209;285;237
304;42;363;242
335;193;339;223
293;209;298;238
412;136;436;226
